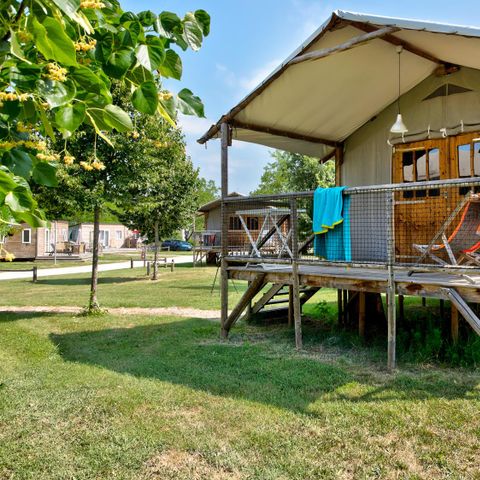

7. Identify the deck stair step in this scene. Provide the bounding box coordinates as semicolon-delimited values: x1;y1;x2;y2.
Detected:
264;298;290;306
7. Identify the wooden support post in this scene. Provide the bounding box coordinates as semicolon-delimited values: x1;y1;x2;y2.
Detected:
170;260;175;272
246;281;252;321
398;295;404;323
32;266;37;283
337;289;343;326
421;297;426;307
342;289;348;326
358;292;366;338
288;285;294;327
220;122;230;339
386;191;396;371
451;304;459;344
130;257;134;269
290;198;302;350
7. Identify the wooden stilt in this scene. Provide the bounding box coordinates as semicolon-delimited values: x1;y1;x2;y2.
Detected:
358;291;366;338
451;304;459;344
337;289;343;326
386;191;396;371
288;285;294;327
290;198;302;350
398;295;404;323
421;297;426;307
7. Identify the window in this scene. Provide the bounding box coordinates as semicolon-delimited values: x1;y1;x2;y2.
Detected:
22;229;31;244
456;140;480;194
246;217;259;230
402;148;440;198
62;229;68;241
116;230;123;240
229;216;242;230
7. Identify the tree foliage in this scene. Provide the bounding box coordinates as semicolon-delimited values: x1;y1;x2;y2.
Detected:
0;0;209;226
252;151;335;194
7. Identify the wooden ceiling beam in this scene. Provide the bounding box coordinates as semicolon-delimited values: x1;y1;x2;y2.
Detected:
229;120;339;147
289;26;400;66
350;21;448;65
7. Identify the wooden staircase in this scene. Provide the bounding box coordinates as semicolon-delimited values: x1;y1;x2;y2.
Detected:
251;283;321;317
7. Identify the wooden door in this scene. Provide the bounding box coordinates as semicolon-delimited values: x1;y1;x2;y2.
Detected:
392;139;448;262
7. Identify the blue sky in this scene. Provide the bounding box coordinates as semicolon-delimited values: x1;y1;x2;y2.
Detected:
122;0;480;193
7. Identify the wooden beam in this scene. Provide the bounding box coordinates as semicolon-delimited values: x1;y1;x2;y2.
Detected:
230;119;338;148
351;21;445;65
319;149;336;164
290;198;303;350
224;274;266;332
335;145;344;186
289;26;400;66
251;283;284;315
451;304;459;344
359;292;366;338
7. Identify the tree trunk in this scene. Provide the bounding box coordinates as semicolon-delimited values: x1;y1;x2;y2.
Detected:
152;219;159;280
88;205;101;313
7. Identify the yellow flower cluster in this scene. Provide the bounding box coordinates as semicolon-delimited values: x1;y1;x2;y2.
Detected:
130;131;140;139
17;31;32;43
36;152;60;161
80;1;105;8
0;139;46;151
16;122;33;133
63;154;75;165
75;39;97;52
43;63;68;82
153;140;169;148
80;160;105;171
158;92;173;101
0;92;29;102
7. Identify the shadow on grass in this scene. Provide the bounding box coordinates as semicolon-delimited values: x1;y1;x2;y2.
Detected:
0;311;70;323
50;318;479;413
36;276;145;286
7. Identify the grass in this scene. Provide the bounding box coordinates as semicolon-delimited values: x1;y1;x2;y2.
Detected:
0;310;479;479
0;265;245;310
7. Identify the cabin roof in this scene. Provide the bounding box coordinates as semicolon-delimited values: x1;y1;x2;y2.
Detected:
198;10;480;159
198;192;244;212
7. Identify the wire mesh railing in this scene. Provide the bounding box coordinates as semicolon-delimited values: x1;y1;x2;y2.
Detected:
221;177;480;271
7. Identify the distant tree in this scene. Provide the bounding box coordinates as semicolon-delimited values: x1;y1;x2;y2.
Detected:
194;178;219;230
252;151;335;194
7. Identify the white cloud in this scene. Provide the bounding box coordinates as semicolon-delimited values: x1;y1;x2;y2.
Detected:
238;58;282;92
178;114;214;138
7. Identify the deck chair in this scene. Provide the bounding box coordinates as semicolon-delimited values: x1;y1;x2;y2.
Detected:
413;193;480;267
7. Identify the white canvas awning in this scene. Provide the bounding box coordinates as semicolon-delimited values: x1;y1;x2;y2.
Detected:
198;11;480;159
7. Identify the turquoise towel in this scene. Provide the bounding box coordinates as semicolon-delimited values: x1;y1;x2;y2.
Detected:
313;187;351;261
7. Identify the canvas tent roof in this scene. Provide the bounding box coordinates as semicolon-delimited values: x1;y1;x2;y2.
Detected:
198;10;480;159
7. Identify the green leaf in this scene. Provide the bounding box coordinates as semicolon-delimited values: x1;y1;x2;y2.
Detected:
132;81;158;115
0;169;18;194
5;188;33;213
70;66;110;98
182;12;203;51
16;210;47;227
85;110;113;146
50;0;93;33
54;103;86;133
194;10;211;36
104;48;136;78
38;105;55;141
31;17;77;66
156;101;176;128
138;10;157;27
136;37;165;71
156;12;182;39
36;79;76;108
2;149;33;179
103;104;133;132
177;88;205;117
32;161;58;187
159;49;182;80
10;31;29;63
126;65;154;85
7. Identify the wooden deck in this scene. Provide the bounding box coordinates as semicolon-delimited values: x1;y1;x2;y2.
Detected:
228;263;480;303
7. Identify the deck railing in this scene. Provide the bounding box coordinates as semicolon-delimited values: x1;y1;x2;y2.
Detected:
221;177;480;272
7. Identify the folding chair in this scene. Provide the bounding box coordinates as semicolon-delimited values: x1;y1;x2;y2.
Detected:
413;192;480;267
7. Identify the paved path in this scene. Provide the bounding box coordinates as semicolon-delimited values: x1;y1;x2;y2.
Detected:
0;255;193;281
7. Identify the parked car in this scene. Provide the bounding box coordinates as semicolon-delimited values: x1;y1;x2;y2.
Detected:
161;240;192;251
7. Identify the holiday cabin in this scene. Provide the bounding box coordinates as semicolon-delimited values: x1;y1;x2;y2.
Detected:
198;11;480;368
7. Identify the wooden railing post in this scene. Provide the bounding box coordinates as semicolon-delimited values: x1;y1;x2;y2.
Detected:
32;266;37;283
386;190;396;371
290;197;303;350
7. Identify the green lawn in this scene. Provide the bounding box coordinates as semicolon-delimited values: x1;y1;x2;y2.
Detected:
0;310;478;479
0;265;247;310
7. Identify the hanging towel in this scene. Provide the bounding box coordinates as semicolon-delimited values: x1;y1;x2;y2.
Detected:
313;187;351;261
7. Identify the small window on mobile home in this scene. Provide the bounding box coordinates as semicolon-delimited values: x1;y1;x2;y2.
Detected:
22;229;31;244
458;144;471;177
229;217;242;230
116;230;123;240
402;148;440;198
246;217;259;230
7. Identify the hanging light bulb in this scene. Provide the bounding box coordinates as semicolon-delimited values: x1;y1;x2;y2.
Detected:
390;46;408;134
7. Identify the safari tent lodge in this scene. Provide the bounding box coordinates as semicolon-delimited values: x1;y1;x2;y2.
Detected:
198;11;480;368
